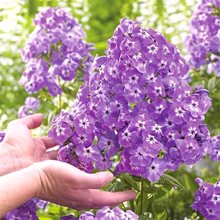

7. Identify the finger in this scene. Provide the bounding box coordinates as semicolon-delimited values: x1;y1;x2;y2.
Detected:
8;113;43;130
18;113;43;129
4;114;43;143
46;150;58;160
76;189;136;209
45;161;114;189
75;171;114;189
36;136;58;149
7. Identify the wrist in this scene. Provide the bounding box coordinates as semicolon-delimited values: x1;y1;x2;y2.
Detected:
27;163;43;198
0;164;42;216
29;161;50;199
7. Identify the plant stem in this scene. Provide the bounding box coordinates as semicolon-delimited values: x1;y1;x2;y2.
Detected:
130;199;135;212
107;169;114;174
59;205;64;216
59;94;62;110
58;78;62;110
122;202;127;210
140;178;144;215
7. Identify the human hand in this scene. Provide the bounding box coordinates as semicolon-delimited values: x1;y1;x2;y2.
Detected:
34;160;136;209
0;114;57;175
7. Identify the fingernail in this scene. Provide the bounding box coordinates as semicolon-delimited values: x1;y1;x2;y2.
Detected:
105;172;114;182
125;190;136;197
130;190;136;198
37;113;43;118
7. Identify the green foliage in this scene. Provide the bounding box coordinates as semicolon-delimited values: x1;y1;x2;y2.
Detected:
37;203;77;219
86;0;140;55
139;0;196;53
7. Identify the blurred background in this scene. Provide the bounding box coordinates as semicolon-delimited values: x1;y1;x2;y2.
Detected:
0;0;196;128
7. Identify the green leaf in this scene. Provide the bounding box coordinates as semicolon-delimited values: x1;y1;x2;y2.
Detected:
46;109;58;125
157;211;167;220
154;187;170;199
38;217;53;220
108;178;129;192
208;76;217;92
28;0;38;16
183;172;198;191
161;174;183;189
142;195;154;214
139;215;151;220
136;192;154;216
138;212;154;220
108;174;141;192
132;176;142;182
120;174;140;191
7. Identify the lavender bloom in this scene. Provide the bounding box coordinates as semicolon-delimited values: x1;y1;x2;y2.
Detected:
113;207;139;220
6;198;48;220
207;136;220;161
50;18;211;183
95;206;119;220
6;200;38;220
18;97;40;118
186;0;220;75
193;178;220;220
81;18;210;181
0;131;5;142
58;142;94;173
61;215;78;220
79;212;95;220
61;207;138;220
94;206;138;220
20;7;93;96
49;105;97;173
33;198;48;210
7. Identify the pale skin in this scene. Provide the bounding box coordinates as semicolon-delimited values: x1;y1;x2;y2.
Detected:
0;114;136;217
0;113;58;175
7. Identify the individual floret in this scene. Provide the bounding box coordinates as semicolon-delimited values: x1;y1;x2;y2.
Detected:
18;97;40;118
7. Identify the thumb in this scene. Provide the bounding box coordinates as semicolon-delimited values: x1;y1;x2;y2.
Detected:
16;113;43;129
4;114;43;142
7;113;43;130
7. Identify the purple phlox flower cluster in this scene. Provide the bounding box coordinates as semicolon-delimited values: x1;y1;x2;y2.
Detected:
186;0;220;75
49;103;99;173
33;198;48;209
6;200;38;220
20;7;94;96
206;135;220;161
95;206;138;220
193;177;220;220
80;19;211;182
49;98;121;172
0;131;5;142
50;19;211;181
60;206;138;220
61;215;78;220
49;18;211;182
18;97;40;118
6;199;47;220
